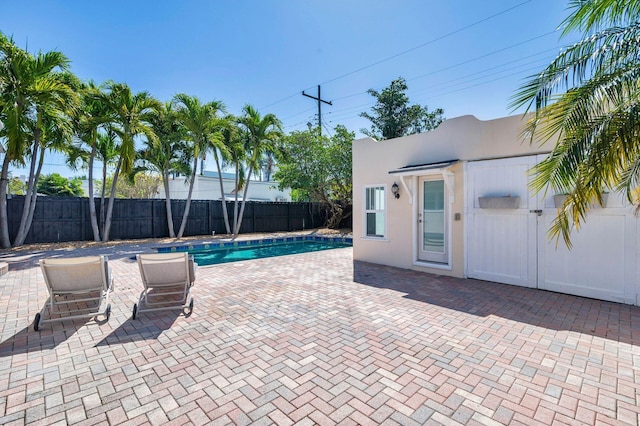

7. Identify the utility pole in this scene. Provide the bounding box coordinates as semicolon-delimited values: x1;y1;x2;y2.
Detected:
302;85;332;135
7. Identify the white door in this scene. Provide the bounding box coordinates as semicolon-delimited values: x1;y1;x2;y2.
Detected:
466;155;637;304
537;190;636;304
466;156;538;287
418;177;447;263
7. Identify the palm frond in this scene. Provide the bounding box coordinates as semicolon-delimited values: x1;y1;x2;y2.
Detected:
561;0;640;35
514;0;640;246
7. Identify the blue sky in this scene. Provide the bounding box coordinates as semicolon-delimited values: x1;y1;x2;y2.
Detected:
1;0;578;177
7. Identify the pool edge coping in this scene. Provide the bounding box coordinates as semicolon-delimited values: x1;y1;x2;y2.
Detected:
154;235;353;253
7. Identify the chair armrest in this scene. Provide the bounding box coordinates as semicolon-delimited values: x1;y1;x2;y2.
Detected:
188;256;197;284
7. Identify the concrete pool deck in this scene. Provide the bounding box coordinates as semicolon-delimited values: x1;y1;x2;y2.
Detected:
0;235;639;425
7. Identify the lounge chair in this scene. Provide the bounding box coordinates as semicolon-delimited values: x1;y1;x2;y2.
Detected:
133;252;196;319
35;255;113;331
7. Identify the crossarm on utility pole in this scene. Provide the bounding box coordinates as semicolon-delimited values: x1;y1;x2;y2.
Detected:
302;85;332;135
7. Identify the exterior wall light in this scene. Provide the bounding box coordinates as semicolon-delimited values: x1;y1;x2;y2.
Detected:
391;182;400;199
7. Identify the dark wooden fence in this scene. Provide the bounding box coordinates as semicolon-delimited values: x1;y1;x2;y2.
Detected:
7;196;329;244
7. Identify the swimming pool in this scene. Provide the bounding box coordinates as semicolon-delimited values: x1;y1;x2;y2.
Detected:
157;236;352;266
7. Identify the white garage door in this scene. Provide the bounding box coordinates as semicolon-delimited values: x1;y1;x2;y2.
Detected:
466;155;637;305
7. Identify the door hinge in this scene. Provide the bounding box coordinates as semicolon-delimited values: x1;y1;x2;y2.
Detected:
529;209;542;216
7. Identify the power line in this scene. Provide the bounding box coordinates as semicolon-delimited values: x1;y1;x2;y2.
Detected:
279;106;316;121
326;62;552;125
284;115;318;130
289;35;559;127
258;0;535;115
329;33;558;105
410;49;558;93
417;63;552;101
319;0;534;86
326;59;552;122
258;85;316;111
407;31;556;82
264;7;568;135
322;122;333;137
409;58;554;98
311;59;552;125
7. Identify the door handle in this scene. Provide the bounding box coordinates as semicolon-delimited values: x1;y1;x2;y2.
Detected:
529;209;542;216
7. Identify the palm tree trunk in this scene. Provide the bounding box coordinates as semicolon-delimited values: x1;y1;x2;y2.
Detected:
14;138;40;246
233;163;240;235
265;153;274;181
14;147;46;247
213;150;231;234
163;169;175;238
0;155;13;248
177;156;198;238
87;141;100;242
100;161;107;237
102;156;122;242
234;165;253;235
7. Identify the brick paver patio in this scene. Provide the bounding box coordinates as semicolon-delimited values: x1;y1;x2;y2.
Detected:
0;239;639;425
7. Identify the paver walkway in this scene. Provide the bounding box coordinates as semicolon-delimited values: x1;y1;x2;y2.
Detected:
0;241;639;425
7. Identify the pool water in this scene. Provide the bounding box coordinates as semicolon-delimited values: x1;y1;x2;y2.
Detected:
190;240;351;266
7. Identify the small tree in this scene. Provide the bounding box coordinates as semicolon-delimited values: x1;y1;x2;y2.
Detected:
274;125;353;228
104;173;161;199
360;77;444;140
8;177;26;195
37;173;84;196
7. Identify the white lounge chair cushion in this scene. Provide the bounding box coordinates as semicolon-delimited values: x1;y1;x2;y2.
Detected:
40;256;108;293
137;253;196;287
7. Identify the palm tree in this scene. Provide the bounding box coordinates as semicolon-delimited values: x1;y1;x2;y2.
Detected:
511;0;640;247
72;81;109;242
0;33;78;247
96;82;160;242
141;102;191;238
16;111;76;246
211;115;239;235
95;129;119;236
172;94;226;238
235;105;282;235
226;125;247;235
261;151;276;181
68;116;119;241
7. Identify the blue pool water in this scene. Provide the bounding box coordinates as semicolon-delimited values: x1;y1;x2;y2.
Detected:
158;237;352;266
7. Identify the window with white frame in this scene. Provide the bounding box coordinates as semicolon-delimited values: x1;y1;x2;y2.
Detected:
364;185;386;238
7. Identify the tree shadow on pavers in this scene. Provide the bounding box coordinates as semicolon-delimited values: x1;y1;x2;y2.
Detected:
0;316;91;357
95;288;192;346
0;248;150;271
0;293;113;357
353;261;640;346
0;243;158;272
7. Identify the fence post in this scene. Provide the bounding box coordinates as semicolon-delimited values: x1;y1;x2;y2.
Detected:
151;200;155;238
251;202;255;233
80;198;86;241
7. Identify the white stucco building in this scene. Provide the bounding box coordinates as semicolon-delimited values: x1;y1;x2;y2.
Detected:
353;114;640;306
157;171;291;202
